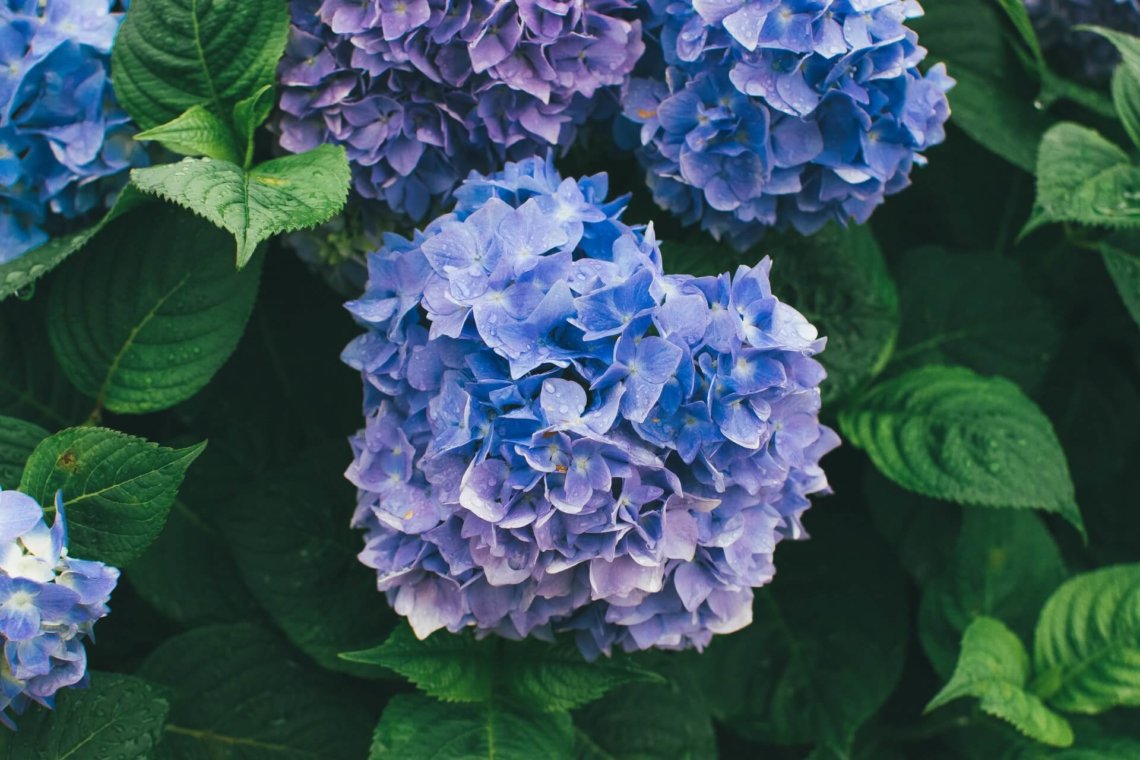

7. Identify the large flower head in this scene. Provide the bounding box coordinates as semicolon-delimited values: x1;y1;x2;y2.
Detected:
0;488;119;727
343;156;838;658
0;0;146;263
276;0;644;222
1024;0;1140;84
620;0;953;248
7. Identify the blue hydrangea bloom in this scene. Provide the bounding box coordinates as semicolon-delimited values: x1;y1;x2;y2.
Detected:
276;0;644;222
620;0;953;248
0;0;146;263
1024;0;1140;84
343;156;838;657
0;488;119;728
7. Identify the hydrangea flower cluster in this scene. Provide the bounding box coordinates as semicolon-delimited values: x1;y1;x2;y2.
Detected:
1024;0;1140;84
1;0;146;263
0;488;119;727
620;0;953;248
276;0;644;222
343;156;838;657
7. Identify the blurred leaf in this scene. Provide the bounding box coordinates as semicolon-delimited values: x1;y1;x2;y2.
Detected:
111;0;289;129
0;299;88;429
575;681;717;760
891;248;1062;394
865;468;961;587
927;617;1074;748
768;224;900;403
916;0;1050;172
48;205;262;415
139;623;376;759
1025;124;1140;235
128;501;261;627
133;105;239;162
370;694;574;760
0;416;47;490
220;444;396;676
840;366;1083;536
686;510;906;755
19;427;203;566
1082;26;1140;149
0;672;169;760
920;509;1067;678
131;147;351;267
1033;564;1140;713
1099;237;1140;329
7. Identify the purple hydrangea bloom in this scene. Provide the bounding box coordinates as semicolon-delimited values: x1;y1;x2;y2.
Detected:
343;156;838;658
1024;0;1140;84
0;0;146;263
276;0;644;222
620;0;953;248
0;488;119;728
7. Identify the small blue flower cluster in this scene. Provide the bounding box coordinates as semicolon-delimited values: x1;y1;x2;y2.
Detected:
0;489;118;727
0;0;146;263
1024;0;1140;84
343;156;837;657
277;0;644;222
621;0;953;248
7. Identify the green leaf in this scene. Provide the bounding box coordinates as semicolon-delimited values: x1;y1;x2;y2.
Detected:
220;444;396;676
344;627;493;701
128;501;260;627
865;469;961;587
687;510;906;755
133;105;239;163
0;186;146;303
1033;564;1140;713
0;299;88;429
927;617;1074;748
768;224;900;403
1112;67;1140;152
575;681;717;760
0;672;169;760
233;84;276;168
920;509;1068;678
891;248;1062;394
1100;238;1140;329
915;0;1050;172
0;416;47;490
370;694;574;760
344;624;662;711
18;427;204;566
1025;123;1140;235
992;0;1045;71
839;365;1084;536
47;204;262;415
139;623;376;759
130;147;352;267
110;0;289;129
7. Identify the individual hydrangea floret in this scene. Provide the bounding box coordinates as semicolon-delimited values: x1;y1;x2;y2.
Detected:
619;0;953;248
1024;0;1140;84
0;488;119;727
342;156;838;658
276;0;644;222
0;0;146;263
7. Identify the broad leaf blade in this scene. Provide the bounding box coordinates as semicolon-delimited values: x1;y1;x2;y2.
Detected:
1100;237;1140;329
927;617;1074;748
0;185;146;302
370;694;574;760
0;416;48;490
0;672;169;760
575;681;717;760
1033;564;1140;713
48;205;262;415
130;147;351;267
342;625;494;702
502;639;663;712
133;105;240;162
839;366;1084;536
111;0;289;129
19;427;204;565
140;623;376;759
